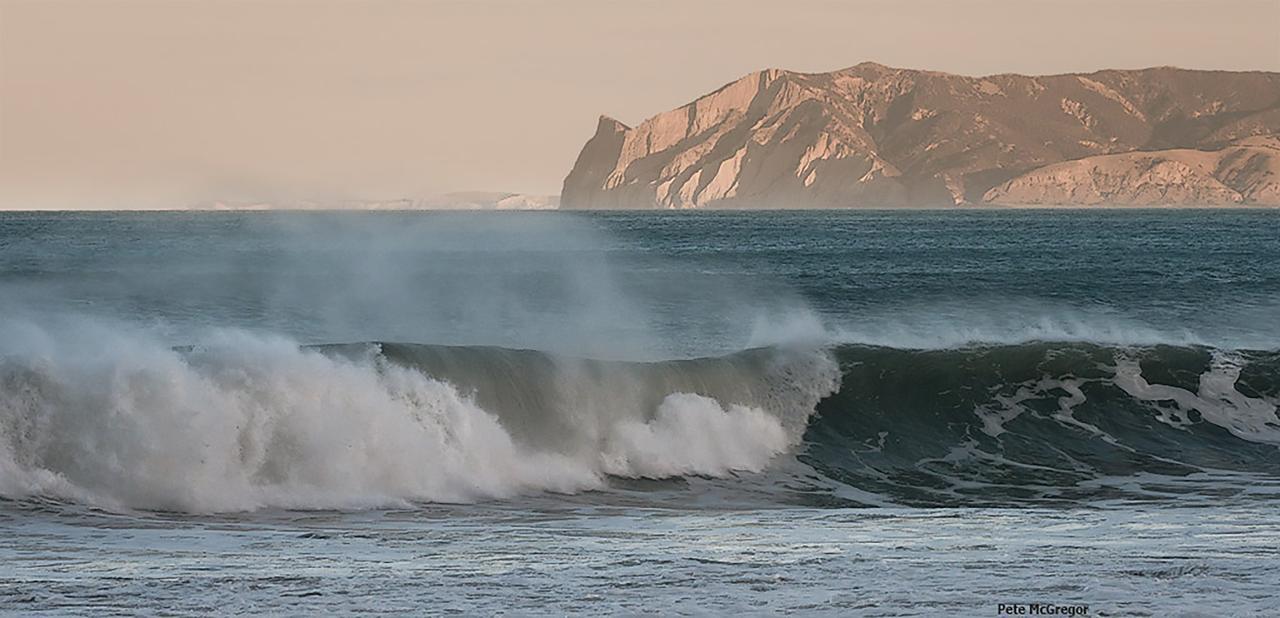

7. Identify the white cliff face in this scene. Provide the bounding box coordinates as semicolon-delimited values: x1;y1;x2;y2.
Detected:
562;64;1280;208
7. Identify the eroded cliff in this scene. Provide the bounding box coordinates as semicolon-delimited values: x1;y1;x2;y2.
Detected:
562;64;1280;208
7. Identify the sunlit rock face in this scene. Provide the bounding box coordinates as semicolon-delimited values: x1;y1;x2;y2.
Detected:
562;64;1280;208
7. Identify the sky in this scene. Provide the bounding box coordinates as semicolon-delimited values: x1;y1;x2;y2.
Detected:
1;0;1278;209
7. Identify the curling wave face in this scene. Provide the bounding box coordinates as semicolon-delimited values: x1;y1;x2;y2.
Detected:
807;343;1280;507
1;322;1279;512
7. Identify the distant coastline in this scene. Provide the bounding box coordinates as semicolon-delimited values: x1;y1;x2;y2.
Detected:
6;66;1279;213
561;64;1280;209
3;204;1278;213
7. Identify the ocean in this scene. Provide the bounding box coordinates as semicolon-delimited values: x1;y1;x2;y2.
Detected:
1;209;1278;615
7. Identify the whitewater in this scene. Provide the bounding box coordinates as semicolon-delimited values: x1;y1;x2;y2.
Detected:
1;209;1278;615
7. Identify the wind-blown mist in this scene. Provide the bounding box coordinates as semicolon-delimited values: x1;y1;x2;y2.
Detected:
1;210;1279;514
0;212;819;359
0;212;838;511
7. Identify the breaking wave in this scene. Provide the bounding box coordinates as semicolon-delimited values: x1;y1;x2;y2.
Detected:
0;322;837;512
1;320;1278;512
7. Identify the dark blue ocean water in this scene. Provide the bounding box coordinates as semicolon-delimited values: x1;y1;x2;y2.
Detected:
2;209;1278;354
1;210;1279;615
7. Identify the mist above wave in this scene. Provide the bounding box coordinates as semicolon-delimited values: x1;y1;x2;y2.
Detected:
749;297;1280;351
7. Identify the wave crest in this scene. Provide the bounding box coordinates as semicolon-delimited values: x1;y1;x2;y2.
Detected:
0;322;838;512
4;317;1279;512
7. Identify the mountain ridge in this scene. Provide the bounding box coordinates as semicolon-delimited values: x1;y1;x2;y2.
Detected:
562;64;1280;208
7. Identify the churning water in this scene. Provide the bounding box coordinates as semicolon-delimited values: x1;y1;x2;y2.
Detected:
1;210;1278;615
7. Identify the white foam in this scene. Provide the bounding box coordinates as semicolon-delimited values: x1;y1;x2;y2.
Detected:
821;299;1278;350
0;319;830;512
1112;352;1280;444
601;393;790;478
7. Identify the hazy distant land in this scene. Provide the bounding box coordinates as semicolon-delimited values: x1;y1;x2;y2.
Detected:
189;192;560;211
180;64;1280;211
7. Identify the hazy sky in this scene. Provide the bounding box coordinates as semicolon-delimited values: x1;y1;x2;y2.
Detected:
2;0;1278;209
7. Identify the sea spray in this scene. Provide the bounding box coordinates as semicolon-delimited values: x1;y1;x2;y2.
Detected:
0;319;840;512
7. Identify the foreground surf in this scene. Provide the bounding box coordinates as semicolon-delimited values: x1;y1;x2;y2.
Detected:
1;332;1278;511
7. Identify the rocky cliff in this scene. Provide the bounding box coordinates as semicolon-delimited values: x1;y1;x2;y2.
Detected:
561;64;1280;208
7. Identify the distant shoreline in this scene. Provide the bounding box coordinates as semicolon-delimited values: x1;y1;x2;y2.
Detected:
2;205;1277;213
563;66;1280;210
